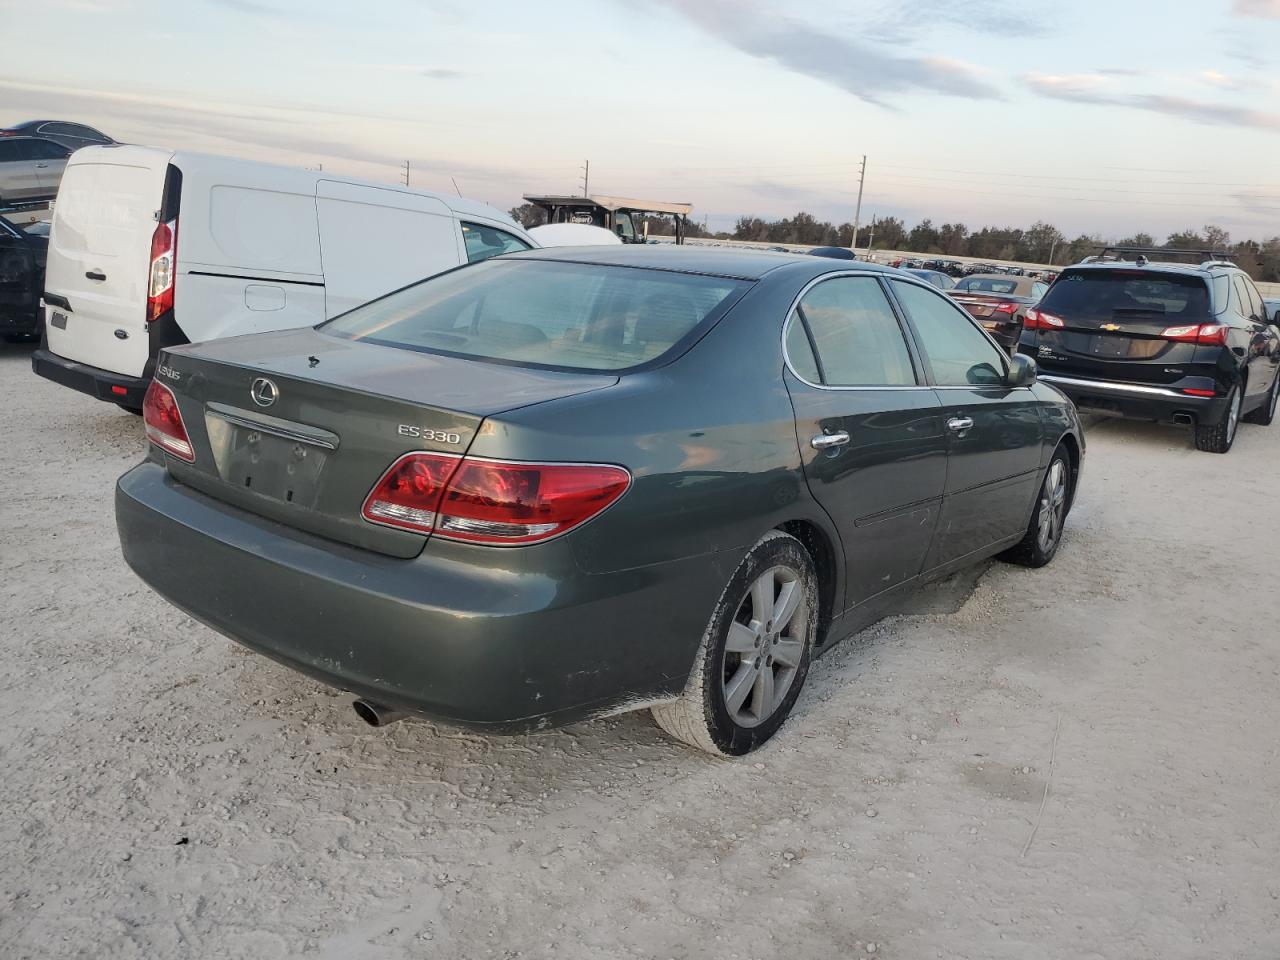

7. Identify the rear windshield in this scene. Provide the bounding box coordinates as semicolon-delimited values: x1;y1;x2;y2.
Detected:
322;258;748;373
1039;269;1209;320
956;278;1018;294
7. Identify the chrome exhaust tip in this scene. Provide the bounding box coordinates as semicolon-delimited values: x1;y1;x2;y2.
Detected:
352;698;406;727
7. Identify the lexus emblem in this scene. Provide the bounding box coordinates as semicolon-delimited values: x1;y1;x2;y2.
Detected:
250;377;278;407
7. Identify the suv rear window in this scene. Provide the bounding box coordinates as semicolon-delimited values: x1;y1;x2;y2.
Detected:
323;258;747;373
1039;269;1209;321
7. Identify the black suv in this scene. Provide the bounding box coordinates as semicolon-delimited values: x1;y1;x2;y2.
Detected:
1019;248;1280;453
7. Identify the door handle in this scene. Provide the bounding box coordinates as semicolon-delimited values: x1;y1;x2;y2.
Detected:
810;430;850;450
35;162;49;168
947;416;975;434
85;270;107;281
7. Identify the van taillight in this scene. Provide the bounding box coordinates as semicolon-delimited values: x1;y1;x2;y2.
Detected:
142;379;194;462
147;218;177;322
1162;323;1228;346
362;453;631;545
1024;308;1064;330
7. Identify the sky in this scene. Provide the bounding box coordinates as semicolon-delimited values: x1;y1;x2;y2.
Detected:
3;0;1280;241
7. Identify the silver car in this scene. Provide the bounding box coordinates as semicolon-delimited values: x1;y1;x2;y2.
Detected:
0;137;69;205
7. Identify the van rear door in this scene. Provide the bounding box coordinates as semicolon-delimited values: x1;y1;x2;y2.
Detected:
44;145;175;377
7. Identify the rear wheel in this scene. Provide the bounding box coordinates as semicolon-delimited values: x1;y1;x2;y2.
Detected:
1000;445;1072;568
1242;373;1278;426
1194;385;1242;453
652;531;817;756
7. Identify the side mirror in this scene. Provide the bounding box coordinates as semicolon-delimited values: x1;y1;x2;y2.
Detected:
1006;353;1037;387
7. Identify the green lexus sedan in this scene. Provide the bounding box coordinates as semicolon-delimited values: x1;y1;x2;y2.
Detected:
116;246;1084;756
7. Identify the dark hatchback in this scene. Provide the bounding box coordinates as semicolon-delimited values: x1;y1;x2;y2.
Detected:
116;248;1084;755
1020;259;1280;452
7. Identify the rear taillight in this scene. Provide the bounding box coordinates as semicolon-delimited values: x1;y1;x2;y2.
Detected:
993;302;1019;315
1162;323;1227;346
142;379;194;462
147;218;177;322
1024;308;1064;330
363;453;631;545
1182;388;1217;397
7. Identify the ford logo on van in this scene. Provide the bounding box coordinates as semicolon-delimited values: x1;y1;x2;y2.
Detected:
250;377;279;407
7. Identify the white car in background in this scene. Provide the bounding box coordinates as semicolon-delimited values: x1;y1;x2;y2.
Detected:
527;222;622;247
33;145;535;410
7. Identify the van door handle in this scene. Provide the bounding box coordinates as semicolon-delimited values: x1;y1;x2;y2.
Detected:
947;416;975;434
35;162;49;168
85;270;107;281
810;430;850;450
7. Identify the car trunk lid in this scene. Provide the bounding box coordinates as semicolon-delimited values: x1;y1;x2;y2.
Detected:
153;328;618;558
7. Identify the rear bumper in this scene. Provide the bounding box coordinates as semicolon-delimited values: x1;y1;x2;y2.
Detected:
116;462;725;731
31;348;150;408
1038;373;1228;425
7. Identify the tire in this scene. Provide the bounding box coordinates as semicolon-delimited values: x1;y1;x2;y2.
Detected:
1194;384;1242;453
652;531;818;756
999;444;1073;569
1242;372;1278;426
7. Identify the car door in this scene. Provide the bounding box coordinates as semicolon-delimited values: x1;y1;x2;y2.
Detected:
29;139;69;194
783;274;948;607
0;139;43;201
888;278;1045;572
1239;274;1279;398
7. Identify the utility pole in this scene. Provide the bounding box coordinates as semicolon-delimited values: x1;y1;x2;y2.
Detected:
401;161;410;187
867;216;876;259
581;159;590;197
850;154;867;255
1048;237;1059;266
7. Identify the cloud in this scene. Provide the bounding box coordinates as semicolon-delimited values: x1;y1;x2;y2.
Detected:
1231;0;1280;17
207;0;277;13
421;68;464;79
868;0;1047;41
1199;69;1240;90
1024;72;1280;131
645;0;1001;105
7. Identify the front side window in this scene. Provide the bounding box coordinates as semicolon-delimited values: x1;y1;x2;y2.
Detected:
786;276;916;387
461;222;531;263
891;280;1007;386
323;258;746;373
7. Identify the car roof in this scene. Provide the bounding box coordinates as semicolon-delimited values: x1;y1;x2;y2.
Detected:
502;244;901;281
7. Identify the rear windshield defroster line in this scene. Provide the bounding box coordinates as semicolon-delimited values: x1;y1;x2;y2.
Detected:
322;258;750;375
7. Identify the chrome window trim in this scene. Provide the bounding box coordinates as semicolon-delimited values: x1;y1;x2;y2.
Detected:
780;269;931;392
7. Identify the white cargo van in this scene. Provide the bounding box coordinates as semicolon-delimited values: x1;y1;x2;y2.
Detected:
33;145;535;410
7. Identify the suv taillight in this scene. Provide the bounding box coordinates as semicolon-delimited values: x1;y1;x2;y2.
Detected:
363;453;631;545
1162;323;1228;346
147;218;177;322
142;379;194;462
1024;308;1064;330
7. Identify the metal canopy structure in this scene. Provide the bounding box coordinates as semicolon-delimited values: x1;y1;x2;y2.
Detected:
523;193;694;244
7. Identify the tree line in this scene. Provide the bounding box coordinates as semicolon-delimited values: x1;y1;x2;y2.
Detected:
508;203;1280;281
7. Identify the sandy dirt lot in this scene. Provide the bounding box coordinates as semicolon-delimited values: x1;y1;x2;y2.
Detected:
2;340;1278;960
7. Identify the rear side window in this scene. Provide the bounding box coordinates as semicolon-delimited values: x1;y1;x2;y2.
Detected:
1039;269;1210;321
787;276;916;386
323;258;746;373
461;222;530;263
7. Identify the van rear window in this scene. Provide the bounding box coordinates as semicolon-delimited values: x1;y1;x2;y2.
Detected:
1040;270;1209;321
322;258;747;373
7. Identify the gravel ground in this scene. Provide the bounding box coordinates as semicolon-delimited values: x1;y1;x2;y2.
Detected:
2;340;1278;960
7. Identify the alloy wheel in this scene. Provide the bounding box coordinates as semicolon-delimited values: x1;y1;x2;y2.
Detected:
721;565;808;728
1035;459;1068;554
1228;388;1242;442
